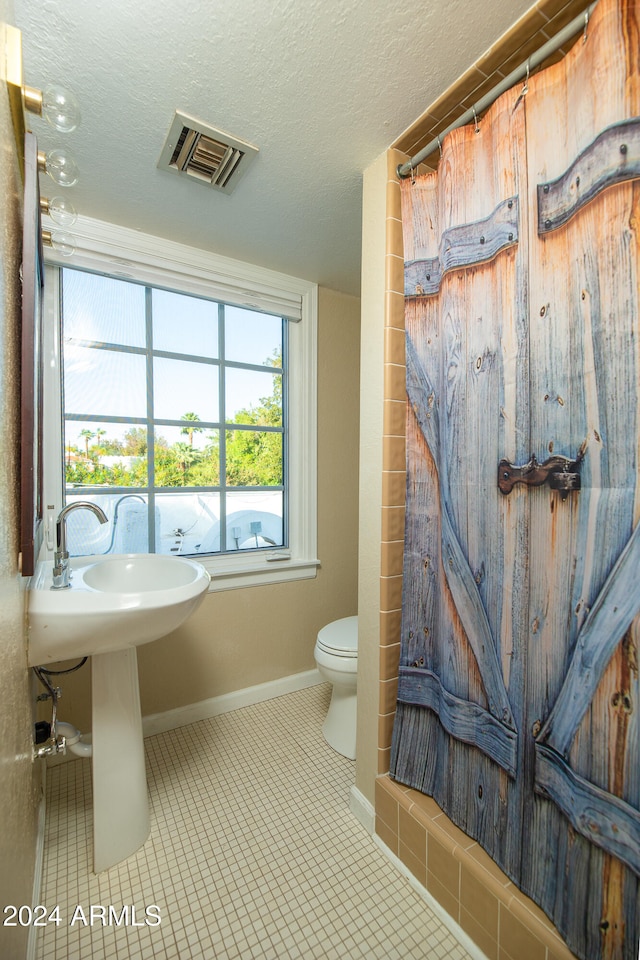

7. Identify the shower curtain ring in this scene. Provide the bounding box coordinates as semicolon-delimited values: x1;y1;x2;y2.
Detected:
410;163;416;185
514;61;530;110
472;106;480;134
437;136;443;158
583;10;589;43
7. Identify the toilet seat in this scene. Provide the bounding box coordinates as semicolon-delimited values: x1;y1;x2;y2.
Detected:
316;615;357;658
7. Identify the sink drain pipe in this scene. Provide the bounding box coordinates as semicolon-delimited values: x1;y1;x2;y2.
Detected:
55;721;92;758
33;659;91;759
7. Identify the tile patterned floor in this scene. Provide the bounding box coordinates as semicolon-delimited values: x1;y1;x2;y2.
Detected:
36;684;472;959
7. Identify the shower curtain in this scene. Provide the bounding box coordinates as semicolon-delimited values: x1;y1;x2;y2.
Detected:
389;1;640;958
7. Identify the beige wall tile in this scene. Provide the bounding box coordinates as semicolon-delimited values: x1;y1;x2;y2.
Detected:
538;0;590;27
381;471;406;508
378;746;392;775
384;361;406;401
426;66;487;120
382;436;406;472
379;677;399;715
499;903;546;960
385;290;406;329
498;30;556;79
380;574;402;612
375;777;399;827
384;254;404;296
379;642;400;681
375;815;398;855
460;863;499;939
409;791;444;824
427;834;460;897
380;540;404;577
508;889;575;956
380;505;406;541
399;841;427;888
383;398;406;438
427;870;460;922
460;907;499;960
399;804;427;864
378;712;395;752
380;609;402;646
386;216;403;258
386;179;402;220
386;148;407;181
383;326;406;367
547;939;580;960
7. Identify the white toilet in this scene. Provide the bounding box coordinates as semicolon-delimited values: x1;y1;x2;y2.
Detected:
314;615;358;760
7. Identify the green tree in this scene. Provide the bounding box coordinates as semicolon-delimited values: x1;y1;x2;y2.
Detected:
180;412;203;447
225;353;283;486
171;442;200;485
123;427;147;456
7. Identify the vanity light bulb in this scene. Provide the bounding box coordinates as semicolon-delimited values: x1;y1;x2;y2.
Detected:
49;231;76;257
46;196;78;228
41;84;81;133
44;148;79;187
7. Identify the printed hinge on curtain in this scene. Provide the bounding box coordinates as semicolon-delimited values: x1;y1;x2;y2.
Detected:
538;117;640;234
404;195;519;297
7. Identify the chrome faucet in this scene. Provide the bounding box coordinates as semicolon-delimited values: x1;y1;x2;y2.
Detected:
52;501;109;589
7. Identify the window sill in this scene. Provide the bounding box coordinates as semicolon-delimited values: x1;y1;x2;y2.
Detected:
199;553;320;591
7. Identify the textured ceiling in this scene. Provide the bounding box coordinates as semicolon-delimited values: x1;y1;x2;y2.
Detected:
13;0;535;296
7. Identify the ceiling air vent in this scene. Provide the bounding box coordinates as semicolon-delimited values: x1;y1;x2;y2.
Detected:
158;111;258;194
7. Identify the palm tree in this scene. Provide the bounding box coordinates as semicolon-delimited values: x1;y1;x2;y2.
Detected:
180;412;203;447
172;441;198;481
79;428;95;458
94;427;107;453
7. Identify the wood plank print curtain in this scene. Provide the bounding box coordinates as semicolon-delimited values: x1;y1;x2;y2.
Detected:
389;1;640;958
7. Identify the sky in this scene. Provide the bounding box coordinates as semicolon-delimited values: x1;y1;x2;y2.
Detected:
62;268;283;452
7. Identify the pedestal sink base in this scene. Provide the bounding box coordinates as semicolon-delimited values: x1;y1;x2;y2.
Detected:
28;552;210;871
92;648;150;873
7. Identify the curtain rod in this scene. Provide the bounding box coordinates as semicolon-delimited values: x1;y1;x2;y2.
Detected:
397;1;598;179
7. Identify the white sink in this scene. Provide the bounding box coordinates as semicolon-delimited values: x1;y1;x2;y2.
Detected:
28;552;210;874
27;553;210;666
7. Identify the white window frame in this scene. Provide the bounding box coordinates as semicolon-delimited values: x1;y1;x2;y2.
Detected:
42;216;319;592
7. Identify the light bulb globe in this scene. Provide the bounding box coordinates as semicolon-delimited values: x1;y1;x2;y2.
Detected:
50;231;76;257
45;148;79;187
41;84;81;133
47;196;78;228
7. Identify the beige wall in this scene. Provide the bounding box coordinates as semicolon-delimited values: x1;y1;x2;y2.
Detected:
56;284;361;732
0;12;44;960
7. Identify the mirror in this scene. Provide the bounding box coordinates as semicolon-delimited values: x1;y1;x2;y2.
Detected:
20;130;44;577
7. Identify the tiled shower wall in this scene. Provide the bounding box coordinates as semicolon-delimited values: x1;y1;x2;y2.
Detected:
374;4;594;957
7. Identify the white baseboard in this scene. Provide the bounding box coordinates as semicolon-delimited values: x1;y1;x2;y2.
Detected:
372;835;489;960
142;668;323;738
349;785;375;834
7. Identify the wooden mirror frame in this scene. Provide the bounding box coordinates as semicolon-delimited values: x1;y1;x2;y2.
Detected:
20;130;44;577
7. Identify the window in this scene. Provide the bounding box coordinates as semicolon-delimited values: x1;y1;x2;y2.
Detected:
42;219;318;590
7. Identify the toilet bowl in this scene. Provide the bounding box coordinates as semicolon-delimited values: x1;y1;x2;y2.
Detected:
314;615;357;760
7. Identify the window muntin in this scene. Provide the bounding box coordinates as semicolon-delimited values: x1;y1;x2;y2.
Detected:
61;267;286;559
